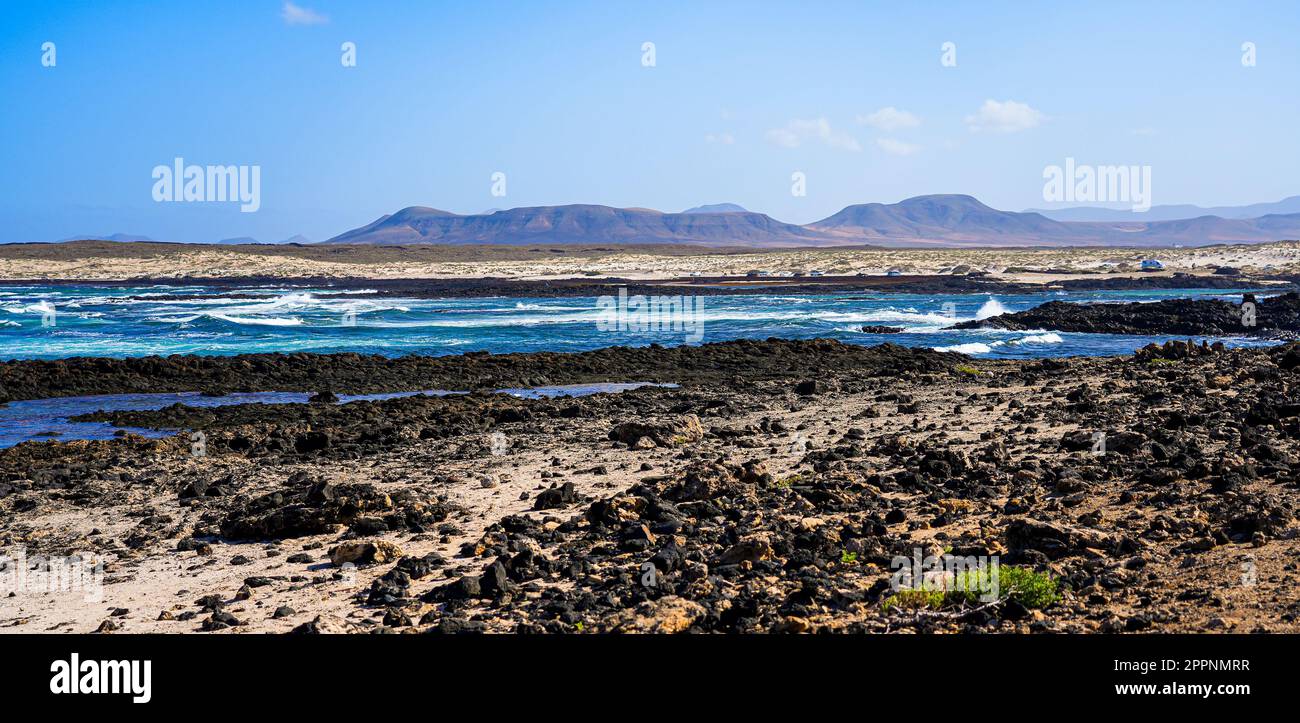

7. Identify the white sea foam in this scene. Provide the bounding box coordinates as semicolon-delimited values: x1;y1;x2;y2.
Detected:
934;331;1063;354
4;301;57;315
933;342;994;354
819;309;959;325
151;313;303;327
1012;332;1064;345
362;314;596;329
974;298;1011;320
508;302;592;312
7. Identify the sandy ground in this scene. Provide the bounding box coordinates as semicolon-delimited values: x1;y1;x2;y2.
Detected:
3;409;667;633
3;392;789;633
4;344;1298;634
3;240;1300;282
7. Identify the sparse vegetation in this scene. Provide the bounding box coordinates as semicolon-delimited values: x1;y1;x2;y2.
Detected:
774;472;808;489
882;589;947;612
882;565;1059;613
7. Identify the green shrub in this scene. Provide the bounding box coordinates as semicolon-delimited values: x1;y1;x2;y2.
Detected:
882;589;947;612
774;472;807;489
952;565;1059;609
881;564;1059;612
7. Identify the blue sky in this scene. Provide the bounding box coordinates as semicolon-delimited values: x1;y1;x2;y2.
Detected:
1;0;1297;243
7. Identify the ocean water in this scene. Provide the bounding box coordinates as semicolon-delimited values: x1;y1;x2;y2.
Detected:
0;284;1279;361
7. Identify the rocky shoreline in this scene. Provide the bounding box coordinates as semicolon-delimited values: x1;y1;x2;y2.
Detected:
3;338;1300;634
0;338;942;404
956;292;1300;338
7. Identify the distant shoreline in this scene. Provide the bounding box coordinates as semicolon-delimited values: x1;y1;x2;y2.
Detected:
4;239;1300;297
0;272;1291;300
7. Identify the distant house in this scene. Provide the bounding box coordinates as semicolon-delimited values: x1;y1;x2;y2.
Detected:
1140;259;1165;271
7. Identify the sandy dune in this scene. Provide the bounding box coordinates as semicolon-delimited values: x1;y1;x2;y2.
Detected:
2;240;1300;282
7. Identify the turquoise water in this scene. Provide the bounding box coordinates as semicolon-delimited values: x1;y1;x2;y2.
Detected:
0;283;1282;447
0;284;1279;361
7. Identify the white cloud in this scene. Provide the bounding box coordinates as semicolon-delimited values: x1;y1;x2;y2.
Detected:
875;138;922;156
766;127;801;148
964;100;1045;133
705;132;735;145
857;107;921;131
764;118;861;151
282;1;329;25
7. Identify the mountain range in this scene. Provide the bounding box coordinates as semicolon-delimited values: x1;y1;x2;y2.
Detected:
682;203;749;214
57;233;312;245
322;204;829;247
319;195;1300;248
1028;195;1300;223
58;232;158;244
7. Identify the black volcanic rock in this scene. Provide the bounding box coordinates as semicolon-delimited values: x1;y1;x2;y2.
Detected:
4;338;958;404
951;293;1300;338
218;482;457;540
